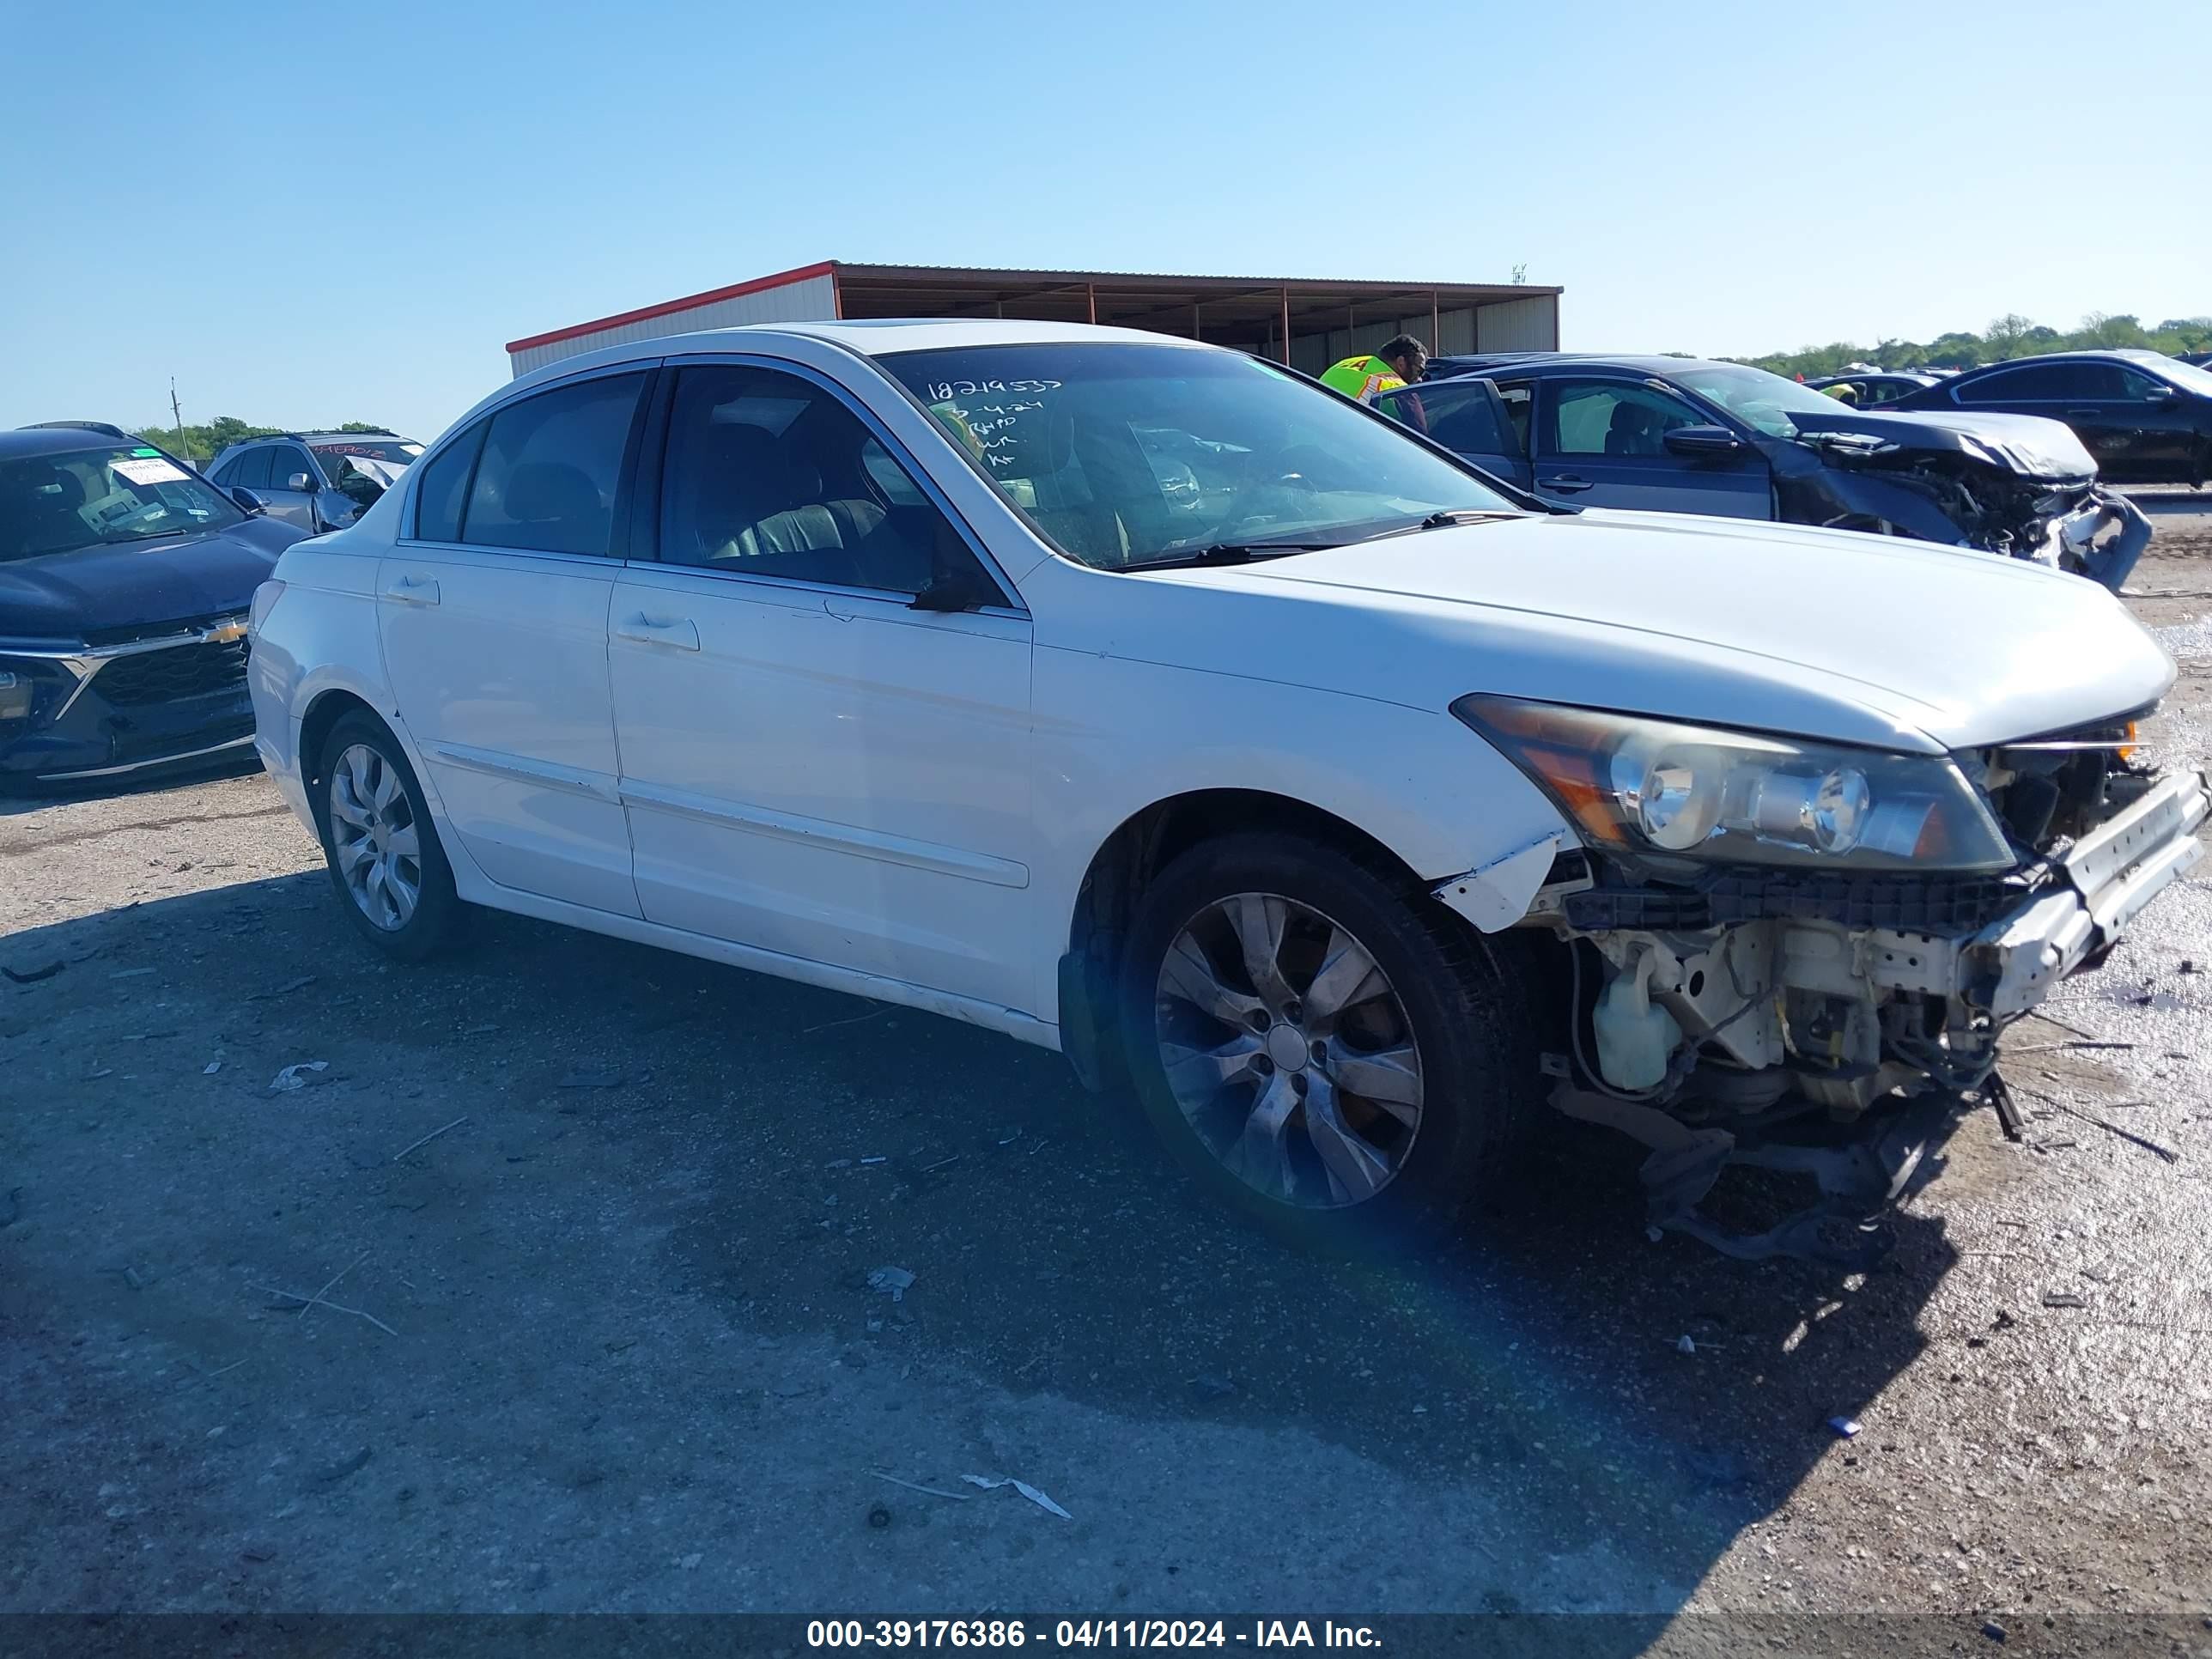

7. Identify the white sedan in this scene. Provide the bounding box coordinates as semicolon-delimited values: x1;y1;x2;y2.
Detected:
247;319;2208;1257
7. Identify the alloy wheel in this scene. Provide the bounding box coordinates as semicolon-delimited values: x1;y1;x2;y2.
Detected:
327;743;422;931
1152;891;1425;1209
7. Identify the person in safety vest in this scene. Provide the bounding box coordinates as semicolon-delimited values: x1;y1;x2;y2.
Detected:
1320;333;1429;403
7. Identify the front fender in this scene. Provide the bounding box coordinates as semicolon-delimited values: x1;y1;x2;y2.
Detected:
1030;645;1570;1019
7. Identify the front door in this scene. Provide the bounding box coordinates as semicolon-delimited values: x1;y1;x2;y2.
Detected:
1530;377;1771;517
376;367;650;917
258;443;325;531
608;360;1036;1012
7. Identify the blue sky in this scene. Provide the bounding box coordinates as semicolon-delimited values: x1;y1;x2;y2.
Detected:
2;0;2203;446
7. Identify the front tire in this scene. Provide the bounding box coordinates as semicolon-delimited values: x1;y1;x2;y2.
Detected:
313;711;464;962
1118;832;1539;1247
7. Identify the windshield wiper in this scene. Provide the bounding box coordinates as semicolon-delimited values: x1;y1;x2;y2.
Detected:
1133;540;1339;570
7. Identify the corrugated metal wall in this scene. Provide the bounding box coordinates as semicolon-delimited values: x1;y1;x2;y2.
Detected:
1473;295;1559;352
507;273;840;377
1286;295;1554;374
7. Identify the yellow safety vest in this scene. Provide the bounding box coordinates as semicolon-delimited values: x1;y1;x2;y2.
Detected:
1321;355;1407;403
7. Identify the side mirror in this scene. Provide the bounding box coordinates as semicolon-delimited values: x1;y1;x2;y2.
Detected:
908;566;998;613
230;487;266;515
1663;424;1746;457
2145;384;2179;404
908;525;1003;613
285;471;319;493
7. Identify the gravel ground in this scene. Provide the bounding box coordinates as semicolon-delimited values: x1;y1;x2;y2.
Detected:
3;502;2209;1644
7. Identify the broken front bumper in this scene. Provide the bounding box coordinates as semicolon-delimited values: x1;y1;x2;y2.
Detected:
1960;767;2209;1018
2054;488;2151;592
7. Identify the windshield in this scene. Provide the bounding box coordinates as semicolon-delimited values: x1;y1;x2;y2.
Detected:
0;444;243;563
878;343;1516;570
2157;356;2212;396
311;437;422;466
1666;362;1855;439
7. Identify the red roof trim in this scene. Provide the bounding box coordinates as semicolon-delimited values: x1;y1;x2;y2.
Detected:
504;260;839;355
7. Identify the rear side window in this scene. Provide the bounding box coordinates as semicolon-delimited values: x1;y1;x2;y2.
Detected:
1954;362;2100;401
1494;383;1533;453
412;421;485;542
461;373;647;557
1374;381;1511;457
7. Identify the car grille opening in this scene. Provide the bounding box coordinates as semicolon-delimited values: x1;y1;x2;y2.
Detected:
94;637;251;708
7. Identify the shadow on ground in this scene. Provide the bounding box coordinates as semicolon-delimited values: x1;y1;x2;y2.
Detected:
0;870;1956;1623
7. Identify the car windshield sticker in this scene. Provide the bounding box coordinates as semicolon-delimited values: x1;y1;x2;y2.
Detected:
111;457;191;487
130;446;162;458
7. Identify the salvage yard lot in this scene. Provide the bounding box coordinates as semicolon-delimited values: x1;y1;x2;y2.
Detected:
3;501;2210;1632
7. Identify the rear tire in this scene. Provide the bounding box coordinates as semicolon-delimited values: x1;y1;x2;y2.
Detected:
1117;831;1541;1249
312;711;464;962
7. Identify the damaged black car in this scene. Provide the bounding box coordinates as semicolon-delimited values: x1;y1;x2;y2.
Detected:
1382;354;2148;591
0;425;306;792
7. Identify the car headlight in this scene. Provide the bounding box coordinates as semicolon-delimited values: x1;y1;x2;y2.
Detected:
1452;696;2014;872
0;669;31;723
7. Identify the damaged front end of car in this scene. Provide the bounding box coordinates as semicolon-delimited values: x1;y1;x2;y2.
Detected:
1443;696;2209;1266
1771;407;2151;593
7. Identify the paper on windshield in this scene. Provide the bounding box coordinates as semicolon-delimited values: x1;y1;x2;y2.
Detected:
325;455;410;490
111;457;189;486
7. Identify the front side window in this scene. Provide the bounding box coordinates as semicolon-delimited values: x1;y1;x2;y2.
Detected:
878;343;1515;572
230;447;275;489
0;443;245;563
1545;380;1705;457
462;373;646;557
659;364;978;596
270;447;317;489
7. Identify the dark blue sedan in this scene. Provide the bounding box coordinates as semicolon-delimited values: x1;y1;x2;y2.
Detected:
0;424;306;791
1375;354;2148;590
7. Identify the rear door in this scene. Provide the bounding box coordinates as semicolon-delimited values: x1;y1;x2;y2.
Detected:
607;357;1036;1011
376;366;651;917
1370;378;1531;489
1529;376;1770;516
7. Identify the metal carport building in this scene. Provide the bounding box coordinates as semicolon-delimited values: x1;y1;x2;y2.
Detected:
504;261;1563;379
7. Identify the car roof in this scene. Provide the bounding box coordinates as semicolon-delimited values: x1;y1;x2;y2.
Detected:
1961;349;2168;370
505;318;1209;392
218;430;412;448
1;423;143;459
1431;352;1747;377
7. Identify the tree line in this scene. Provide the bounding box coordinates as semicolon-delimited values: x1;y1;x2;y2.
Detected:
1742;312;2212;375
139;416;392;465
1740;313;2212;380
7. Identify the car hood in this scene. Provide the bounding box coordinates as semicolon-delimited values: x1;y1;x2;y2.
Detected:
1784;404;2098;482
1058;511;2172;754
0;514;304;647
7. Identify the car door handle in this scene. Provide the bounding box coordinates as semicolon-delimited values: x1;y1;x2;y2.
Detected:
2065;408;2100;419
614;614;700;652
1536;474;1595;493
382;575;440;605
